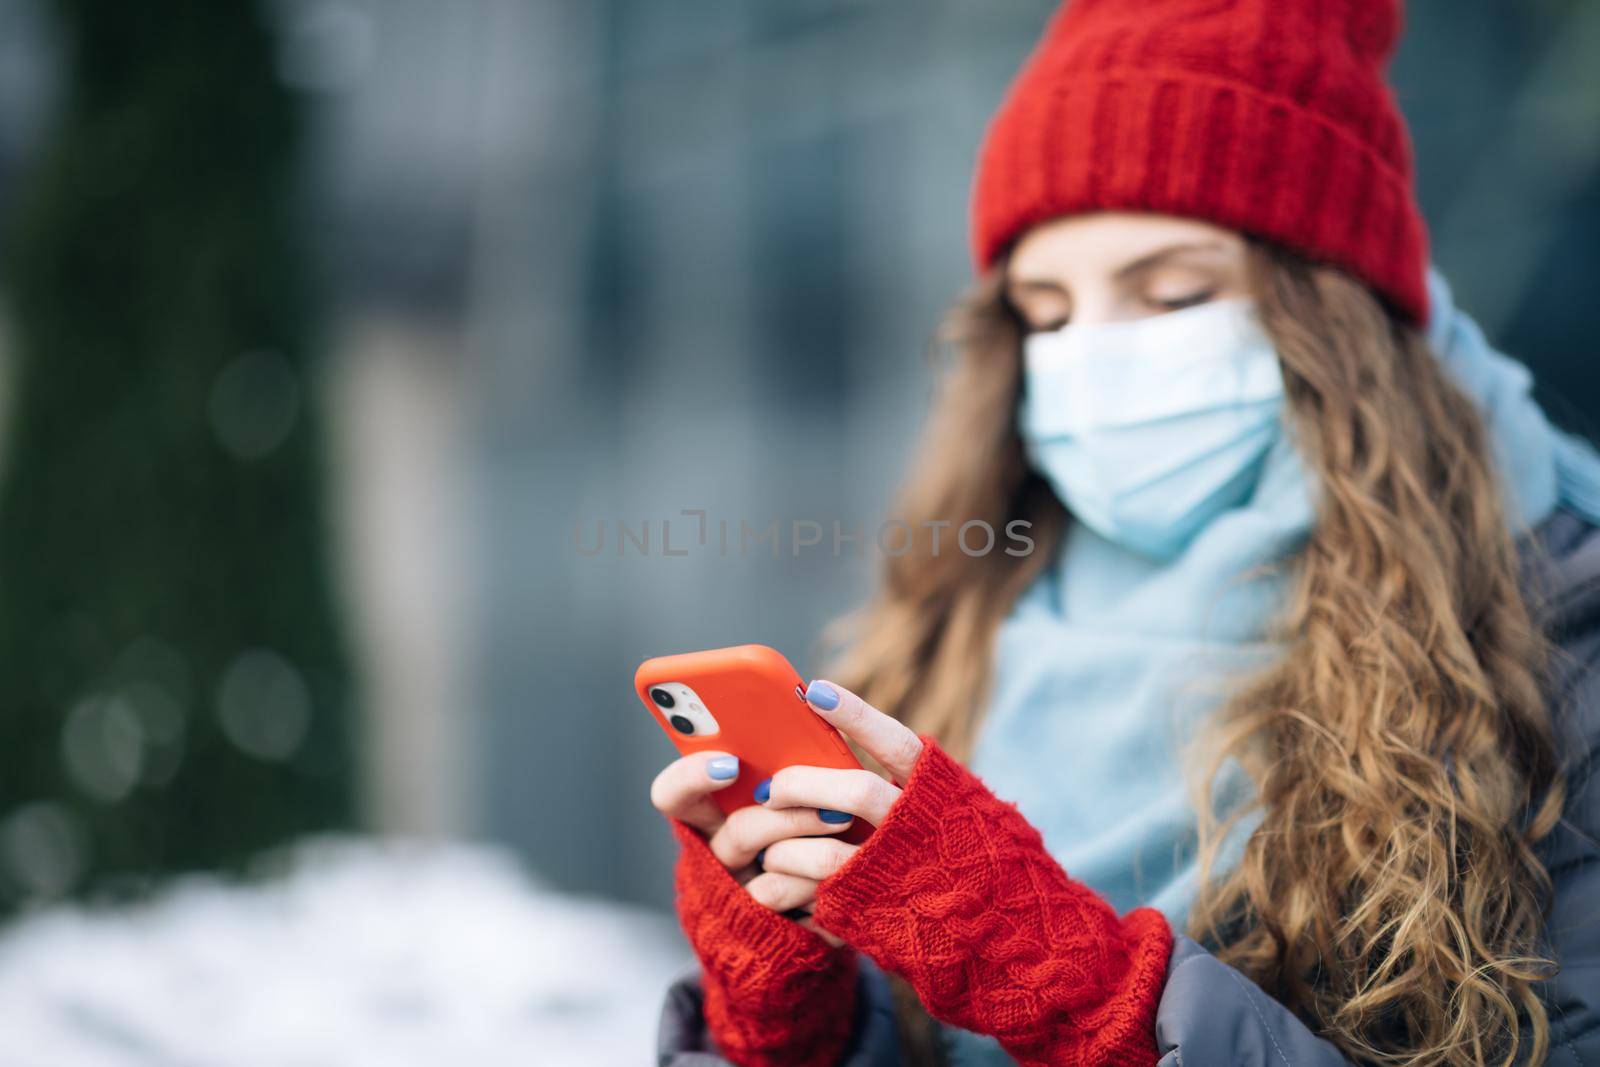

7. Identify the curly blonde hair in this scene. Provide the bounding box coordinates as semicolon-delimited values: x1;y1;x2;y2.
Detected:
825;242;1565;1065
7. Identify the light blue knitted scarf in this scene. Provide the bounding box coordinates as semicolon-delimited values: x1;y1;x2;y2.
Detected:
971;268;1600;923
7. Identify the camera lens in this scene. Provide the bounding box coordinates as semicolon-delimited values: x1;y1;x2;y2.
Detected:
669;714;695;735
649;687;676;709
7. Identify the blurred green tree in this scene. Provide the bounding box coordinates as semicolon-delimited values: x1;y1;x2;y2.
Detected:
0;0;356;908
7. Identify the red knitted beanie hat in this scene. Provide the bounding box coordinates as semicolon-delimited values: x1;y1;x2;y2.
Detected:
970;0;1430;324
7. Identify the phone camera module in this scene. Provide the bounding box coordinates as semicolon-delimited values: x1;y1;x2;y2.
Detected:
646;680;719;738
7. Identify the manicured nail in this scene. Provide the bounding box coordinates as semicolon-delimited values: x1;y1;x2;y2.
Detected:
706;756;739;781
753;777;771;804
754;848;766;870
818;808;851;824
806;680;839;710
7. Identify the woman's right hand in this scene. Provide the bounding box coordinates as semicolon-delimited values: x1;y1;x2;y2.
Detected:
655;750;860;1065
650;751;854;943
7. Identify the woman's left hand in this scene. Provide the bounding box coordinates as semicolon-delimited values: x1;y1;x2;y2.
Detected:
755;681;1173;1067
748;680;924;936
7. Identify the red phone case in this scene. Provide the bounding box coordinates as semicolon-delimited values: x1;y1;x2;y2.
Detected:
635;644;871;844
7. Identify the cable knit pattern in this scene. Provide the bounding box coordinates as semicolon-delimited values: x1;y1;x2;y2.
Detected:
812;740;1173;1067
670;819;858;1067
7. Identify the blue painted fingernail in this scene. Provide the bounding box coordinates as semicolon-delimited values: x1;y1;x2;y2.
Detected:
707;756;739;781
818;808;851;824
806;681;839;710
753;777;771;804
754;848;766;870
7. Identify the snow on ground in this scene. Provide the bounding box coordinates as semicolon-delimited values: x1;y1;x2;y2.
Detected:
0;837;688;1067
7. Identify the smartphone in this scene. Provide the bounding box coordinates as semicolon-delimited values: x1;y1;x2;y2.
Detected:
635;644;871;843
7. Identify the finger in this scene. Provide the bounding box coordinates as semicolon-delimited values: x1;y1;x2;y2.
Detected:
804;680;923;783
744;872;819;915
709;804;853;870
649;752;740;835
797;915;845;947
759;836;858;882
767;765;900;825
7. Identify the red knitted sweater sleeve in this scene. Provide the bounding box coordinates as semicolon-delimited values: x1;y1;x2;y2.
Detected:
670;818;858;1067
811;740;1173;1067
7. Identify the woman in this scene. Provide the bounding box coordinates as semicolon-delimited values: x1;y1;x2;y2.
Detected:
653;0;1600;1064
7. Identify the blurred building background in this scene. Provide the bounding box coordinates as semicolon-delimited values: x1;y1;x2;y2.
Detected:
0;0;1596;926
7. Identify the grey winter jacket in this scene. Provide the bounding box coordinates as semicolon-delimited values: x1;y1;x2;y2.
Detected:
657;507;1600;1066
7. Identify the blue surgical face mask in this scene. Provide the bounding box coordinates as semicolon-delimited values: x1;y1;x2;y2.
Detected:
1019;298;1286;560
